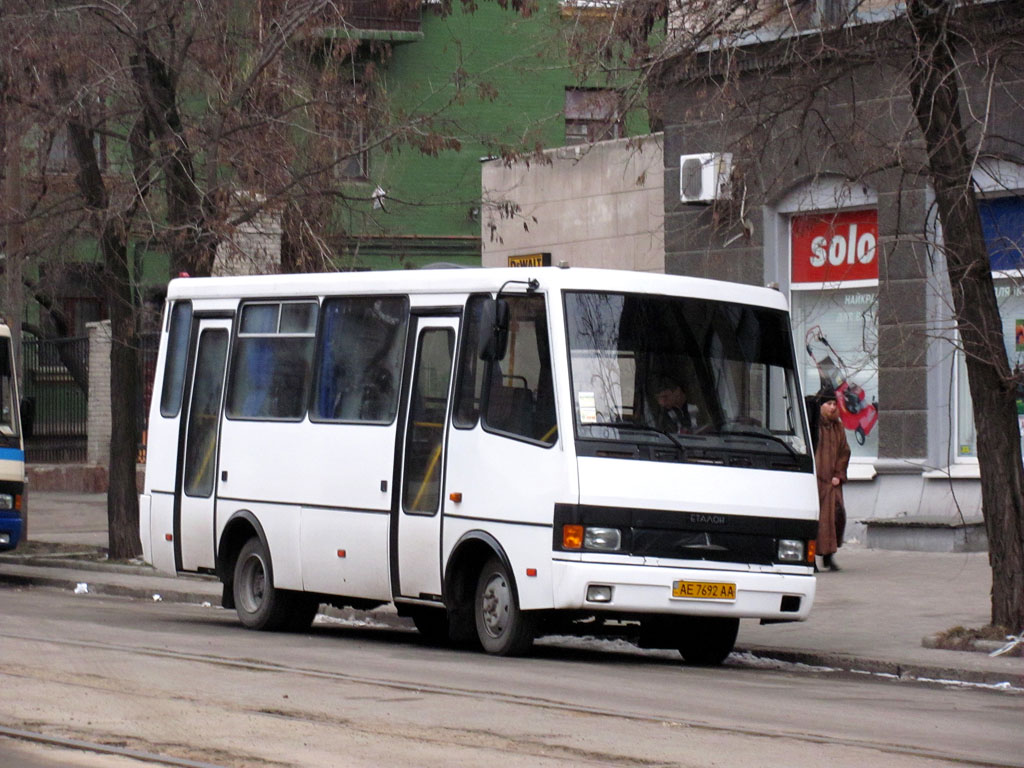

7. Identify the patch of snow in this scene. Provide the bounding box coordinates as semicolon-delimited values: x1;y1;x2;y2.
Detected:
315;614;395;630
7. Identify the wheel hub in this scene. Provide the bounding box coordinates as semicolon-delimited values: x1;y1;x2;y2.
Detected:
480;573;510;638
240;555;266;613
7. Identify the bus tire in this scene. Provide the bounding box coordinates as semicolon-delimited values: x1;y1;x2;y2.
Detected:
233;537;292;631
474;557;534;656
677;616;739;666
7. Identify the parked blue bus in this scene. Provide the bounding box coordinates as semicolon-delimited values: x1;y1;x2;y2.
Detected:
0;323;25;551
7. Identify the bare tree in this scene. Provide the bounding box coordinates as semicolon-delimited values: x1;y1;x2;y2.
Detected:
2;0;551;558
906;0;1023;631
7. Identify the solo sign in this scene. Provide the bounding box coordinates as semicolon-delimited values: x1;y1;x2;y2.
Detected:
791;209;878;284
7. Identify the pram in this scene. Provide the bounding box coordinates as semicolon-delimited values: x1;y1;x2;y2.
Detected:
805;326;878;445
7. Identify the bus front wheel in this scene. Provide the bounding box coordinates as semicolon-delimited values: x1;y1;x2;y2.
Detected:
233;537;293;631
474;557;535;656
677;616;739;666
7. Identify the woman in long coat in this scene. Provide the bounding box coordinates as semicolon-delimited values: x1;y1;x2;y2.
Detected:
815;387;851;571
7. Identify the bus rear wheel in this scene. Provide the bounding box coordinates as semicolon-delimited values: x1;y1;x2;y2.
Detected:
676;616;739;666
474;557;534;656
233;537;293;631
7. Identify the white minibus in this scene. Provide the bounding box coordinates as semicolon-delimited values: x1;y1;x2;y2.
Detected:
140;267;818;664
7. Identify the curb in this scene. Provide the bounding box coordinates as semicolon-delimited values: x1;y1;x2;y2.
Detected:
0;570;218;606
734;645;1024;689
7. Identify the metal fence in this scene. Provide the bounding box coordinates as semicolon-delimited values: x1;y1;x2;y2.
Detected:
22;333;163;464
22;336;89;463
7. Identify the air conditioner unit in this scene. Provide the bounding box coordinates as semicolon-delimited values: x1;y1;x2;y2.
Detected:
679;153;733;203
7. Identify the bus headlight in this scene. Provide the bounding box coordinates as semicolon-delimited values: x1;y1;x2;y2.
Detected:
584;527;622;552
0;494;13;510
777;538;804;562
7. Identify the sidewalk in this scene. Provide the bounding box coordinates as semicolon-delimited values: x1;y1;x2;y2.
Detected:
2;491;1021;687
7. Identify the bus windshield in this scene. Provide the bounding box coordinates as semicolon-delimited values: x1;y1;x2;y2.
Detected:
565;291;811;469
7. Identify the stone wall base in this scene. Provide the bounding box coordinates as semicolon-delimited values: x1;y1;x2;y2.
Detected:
863;517;988;553
27;464;146;494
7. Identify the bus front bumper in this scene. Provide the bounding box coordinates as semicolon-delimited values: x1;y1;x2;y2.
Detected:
0;510;23;551
551;560;816;621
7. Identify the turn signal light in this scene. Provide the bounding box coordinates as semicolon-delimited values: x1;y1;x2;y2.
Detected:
806;540;816;564
562;524;584;549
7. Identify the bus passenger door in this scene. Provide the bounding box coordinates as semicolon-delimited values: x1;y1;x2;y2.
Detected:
395;315;458;600
177;318;231;572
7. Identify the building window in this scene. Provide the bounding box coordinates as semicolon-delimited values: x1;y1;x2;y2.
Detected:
789;208;880;456
313;75;370;181
41;125;107;175
956;195;1024;458
333;117;369;180
565;88;624;146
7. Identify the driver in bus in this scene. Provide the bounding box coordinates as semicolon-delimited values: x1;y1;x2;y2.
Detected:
652;376;696;434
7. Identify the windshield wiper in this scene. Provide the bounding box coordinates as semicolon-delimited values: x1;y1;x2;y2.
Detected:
718;429;802;459
586;421;686;451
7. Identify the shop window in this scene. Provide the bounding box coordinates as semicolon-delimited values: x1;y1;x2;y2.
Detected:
565;88;624;146
789;209;879;457
955;194;1024;458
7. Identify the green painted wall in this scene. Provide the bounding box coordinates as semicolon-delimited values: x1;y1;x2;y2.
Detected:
336;1;650;266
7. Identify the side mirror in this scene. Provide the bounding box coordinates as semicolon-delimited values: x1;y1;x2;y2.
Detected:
478;298;510;361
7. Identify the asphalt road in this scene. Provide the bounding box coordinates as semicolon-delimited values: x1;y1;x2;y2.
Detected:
0;583;1020;768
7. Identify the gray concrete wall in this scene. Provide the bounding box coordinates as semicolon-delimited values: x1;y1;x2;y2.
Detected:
212;207;283;276
86;320;111;467
481;134;664;272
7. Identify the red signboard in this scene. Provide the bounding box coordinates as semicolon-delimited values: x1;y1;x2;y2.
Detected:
791;209;878;284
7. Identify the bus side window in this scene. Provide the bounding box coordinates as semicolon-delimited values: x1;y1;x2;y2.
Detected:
160;301;193;418
453;295;487;428
310;296;409;424
481;294;557;446
226;301;318;421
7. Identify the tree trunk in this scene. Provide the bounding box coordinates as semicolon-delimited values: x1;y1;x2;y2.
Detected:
63;72;142;561
130;43;218;278
105;228;142;560
908;0;1024;631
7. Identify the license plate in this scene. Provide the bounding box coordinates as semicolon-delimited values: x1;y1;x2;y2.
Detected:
672;580;736;600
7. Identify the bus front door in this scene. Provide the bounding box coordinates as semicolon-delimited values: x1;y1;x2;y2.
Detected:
395;315;458;601
176;318;231;572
